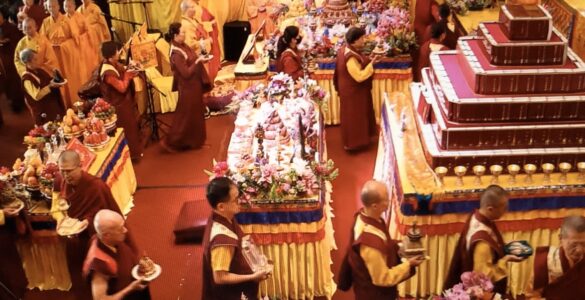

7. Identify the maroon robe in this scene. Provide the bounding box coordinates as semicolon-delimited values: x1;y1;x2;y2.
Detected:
22;67;66;125
422;20;458;50
415;39;449;83
99;62;143;160
338;211;415;299
444;210;507;294
202;212;258;300
276;48;303;81
412;0;439;81
333;45;376;150
0;216;28;299
18;4;48;30
166;42;211;150
61;171;137;300
532;246;585;299
83;237;151;300
0;20;24;111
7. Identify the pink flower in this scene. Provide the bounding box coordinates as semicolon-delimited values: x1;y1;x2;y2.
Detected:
213;161;229;176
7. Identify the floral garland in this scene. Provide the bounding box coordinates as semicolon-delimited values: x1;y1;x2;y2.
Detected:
205;158;338;202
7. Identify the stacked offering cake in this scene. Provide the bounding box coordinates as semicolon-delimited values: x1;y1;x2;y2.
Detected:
322;0;354;26
414;4;585;173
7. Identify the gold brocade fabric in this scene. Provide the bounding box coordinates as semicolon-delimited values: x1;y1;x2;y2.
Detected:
18;129;137;291
455;7;500;34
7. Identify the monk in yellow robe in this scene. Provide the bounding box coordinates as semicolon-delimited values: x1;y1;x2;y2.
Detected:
64;0;99;74
14;17;58;78
40;0;85;108
77;0;111;50
184;0;220;82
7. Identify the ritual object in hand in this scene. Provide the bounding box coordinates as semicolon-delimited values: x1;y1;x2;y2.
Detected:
504;241;533;258
137;255;157;277
401;221;426;257
53;69;65;83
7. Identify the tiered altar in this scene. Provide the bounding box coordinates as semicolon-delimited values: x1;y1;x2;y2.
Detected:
209;74;337;299
375;4;585;297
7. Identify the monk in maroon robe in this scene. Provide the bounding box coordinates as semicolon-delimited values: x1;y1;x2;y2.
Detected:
0;9;25;112
202;177;270;300
412;0;440;81
99;41;143;161
17;0;48;31
161;22;212;152
276;26;304;81
444;185;525;295
20;47;65;125
415;23;450;83
422;4;457;49
0;207;28;300
333;27;379;151
526;215;585;300
55;150;137;300
83;209;151;300
338;180;423;299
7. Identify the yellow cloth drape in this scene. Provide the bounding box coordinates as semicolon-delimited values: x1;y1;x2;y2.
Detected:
109;0;248;60
241;182;337;299
18;128;137;291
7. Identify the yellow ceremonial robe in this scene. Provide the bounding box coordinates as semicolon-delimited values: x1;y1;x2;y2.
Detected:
40;14;85;108
77;3;111;47
67;11;100;74
14;34;58;78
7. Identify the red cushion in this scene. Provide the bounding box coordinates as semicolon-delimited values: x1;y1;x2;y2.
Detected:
173;200;210;244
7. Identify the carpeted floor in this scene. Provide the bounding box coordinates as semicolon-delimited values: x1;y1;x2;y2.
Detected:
0;95;378;300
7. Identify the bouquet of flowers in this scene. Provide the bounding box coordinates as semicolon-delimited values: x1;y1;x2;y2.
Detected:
311;159;339;182
297;78;330;112
441;272;503;300
267;73;294;101
375;7;416;55
233;83;267;106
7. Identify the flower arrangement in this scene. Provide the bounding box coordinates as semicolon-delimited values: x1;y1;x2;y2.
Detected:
441;272;502;300
233;83;267;106
205;158;338;202
267;73;295;101
447;0;492;15
375;7;416;55
297;78;330;112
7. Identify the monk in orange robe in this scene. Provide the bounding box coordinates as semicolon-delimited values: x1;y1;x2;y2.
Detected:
53;150;138;299
333;27;379;151
525;215;585;300
40;0;86;108
14;17;58;77
77;0;111;52
17;0;48;31
83;209;151;300
445;185;526;295
0;9;25;112
64;0;99;75
99;41;143;161
276;26;304;81
162;22;212;152
338;180;423;299
182;0;221;82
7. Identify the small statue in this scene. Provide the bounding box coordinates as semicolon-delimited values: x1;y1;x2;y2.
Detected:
255;124;265;161
401;221;426;258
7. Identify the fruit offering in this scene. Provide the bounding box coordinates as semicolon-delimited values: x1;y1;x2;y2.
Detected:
39;162;58;197
22;158;43;189
83;117;109;149
24;125;50;145
91;98;117;125
62;109;85;135
0;167;11;181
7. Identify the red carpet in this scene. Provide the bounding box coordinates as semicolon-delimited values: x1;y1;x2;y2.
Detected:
0;97;378;300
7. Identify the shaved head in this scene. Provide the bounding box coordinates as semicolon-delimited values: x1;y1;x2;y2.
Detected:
94;209;124;236
561;215;585;238
360;180;388;207
59;150;81;167
479;185;508;208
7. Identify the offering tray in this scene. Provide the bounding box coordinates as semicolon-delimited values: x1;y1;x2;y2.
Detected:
504;240;533;258
84;136;111;152
131;264;162;282
56;217;88;237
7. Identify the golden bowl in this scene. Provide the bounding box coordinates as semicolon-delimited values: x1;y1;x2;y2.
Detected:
523;164;537;175
473;165;486;176
558;162;572;173
490;165;503;176
454;166;467;177
507;164;520;175
542;163;555;174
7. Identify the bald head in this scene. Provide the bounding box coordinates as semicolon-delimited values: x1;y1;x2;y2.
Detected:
180;0;192;13
59;150;81;167
94;209;124;236
561;215;585;238
22;18;37;37
360;180;388;207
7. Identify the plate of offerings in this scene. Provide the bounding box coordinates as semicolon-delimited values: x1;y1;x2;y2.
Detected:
504;241;533;258
57;217;88;236
132;255;161;281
